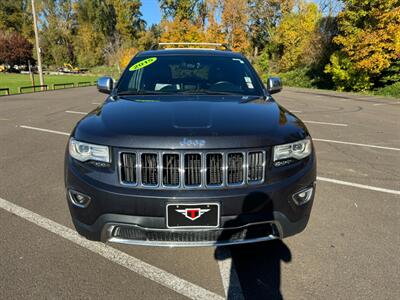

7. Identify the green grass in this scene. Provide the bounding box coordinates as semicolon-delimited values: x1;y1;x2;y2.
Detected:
0;73;100;95
370;82;400;99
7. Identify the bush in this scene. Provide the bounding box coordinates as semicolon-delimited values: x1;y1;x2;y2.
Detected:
372;82;400;98
275;68;314;88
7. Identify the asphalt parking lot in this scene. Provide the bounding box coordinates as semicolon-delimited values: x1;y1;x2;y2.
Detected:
0;86;399;299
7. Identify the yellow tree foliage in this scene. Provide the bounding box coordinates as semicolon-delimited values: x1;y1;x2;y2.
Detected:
160;18;205;43
273;2;321;72
204;0;224;44
221;0;250;53
74;23;106;67
160;0;225;45
119;47;138;69
333;1;400;75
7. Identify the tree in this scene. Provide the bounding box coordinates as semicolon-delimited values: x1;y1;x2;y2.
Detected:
40;0;75;66
248;0;281;57
0;31;33;66
159;0;209;44
109;0;145;44
325;0;400;90
0;0;33;39
272;1;322;72
221;0;250;53
204;0;224;43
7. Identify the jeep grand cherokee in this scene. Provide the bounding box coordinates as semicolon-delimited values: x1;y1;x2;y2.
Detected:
65;43;316;246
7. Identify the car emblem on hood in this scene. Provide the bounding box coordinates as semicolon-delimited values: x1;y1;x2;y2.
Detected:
176;208;210;221
180;138;206;147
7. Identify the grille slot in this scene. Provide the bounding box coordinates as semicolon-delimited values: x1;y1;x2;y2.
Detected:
184;154;202;186
248;151;264;182
121;153;136;184
206;154;223;186
163;154;180;186
141;153;158;185
227;153;244;184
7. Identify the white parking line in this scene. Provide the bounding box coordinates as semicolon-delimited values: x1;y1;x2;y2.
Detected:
304;120;348;127
65;110;87;115
313;138;400;151
317;177;400;196
373;102;400;106
290;110;302;113
0;196;224;300
20;125;70;136
92;102;101;105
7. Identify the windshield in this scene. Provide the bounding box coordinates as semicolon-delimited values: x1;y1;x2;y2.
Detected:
116;55;264;96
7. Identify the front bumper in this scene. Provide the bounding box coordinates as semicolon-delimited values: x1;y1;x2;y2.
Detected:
65;153;316;247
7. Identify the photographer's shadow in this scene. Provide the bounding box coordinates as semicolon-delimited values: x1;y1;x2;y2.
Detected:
214;192;292;299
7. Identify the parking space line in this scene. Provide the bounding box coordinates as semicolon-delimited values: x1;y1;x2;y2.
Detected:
92;102;101;105
313;138;400;151
317;177;400;195
304;120;348;127
290;110;302;113
65;110;87;115
20;125;70;136
0;196;224;300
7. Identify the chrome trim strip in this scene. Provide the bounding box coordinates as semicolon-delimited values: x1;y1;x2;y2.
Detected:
107;235;279;247
104;221;280;247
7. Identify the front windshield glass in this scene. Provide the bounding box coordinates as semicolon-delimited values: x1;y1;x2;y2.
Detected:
117;55;264;96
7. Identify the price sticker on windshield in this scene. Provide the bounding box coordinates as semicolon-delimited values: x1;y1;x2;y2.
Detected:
129;57;157;71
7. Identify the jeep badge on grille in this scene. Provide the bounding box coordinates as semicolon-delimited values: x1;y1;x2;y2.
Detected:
180;138;206;147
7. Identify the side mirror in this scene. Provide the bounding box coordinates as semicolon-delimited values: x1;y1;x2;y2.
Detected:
97;76;114;94
266;77;282;94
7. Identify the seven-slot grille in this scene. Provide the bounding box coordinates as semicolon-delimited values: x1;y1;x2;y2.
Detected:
120;150;265;188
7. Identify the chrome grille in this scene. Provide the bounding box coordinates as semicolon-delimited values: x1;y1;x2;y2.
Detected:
206;154;223;186
227;153;244;185
119;150;266;188
248;151;265;183
163;154;180;186
141;153;158;185
184;154;202;186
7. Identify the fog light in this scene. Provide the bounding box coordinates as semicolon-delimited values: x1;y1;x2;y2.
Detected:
292;185;314;206
68;190;91;208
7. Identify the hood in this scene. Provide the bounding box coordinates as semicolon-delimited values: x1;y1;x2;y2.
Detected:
73;95;309;149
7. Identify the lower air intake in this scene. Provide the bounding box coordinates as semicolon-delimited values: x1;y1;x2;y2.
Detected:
111;223;277;244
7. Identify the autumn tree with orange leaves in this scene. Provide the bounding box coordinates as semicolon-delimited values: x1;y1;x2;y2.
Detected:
325;0;400;91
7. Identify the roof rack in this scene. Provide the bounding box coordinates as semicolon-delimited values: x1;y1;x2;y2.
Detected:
153;42;231;51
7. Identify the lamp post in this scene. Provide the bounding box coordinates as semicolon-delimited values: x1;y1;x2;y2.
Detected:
31;0;44;89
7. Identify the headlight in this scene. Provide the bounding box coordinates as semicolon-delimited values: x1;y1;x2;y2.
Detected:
69;138;110;163
273;138;312;163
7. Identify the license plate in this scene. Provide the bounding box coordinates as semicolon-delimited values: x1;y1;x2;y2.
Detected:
166;203;220;228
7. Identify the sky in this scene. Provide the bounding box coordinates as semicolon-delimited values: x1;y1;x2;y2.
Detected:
141;0;162;27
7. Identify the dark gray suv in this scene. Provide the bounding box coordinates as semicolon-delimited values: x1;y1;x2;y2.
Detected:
65;44;316;247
